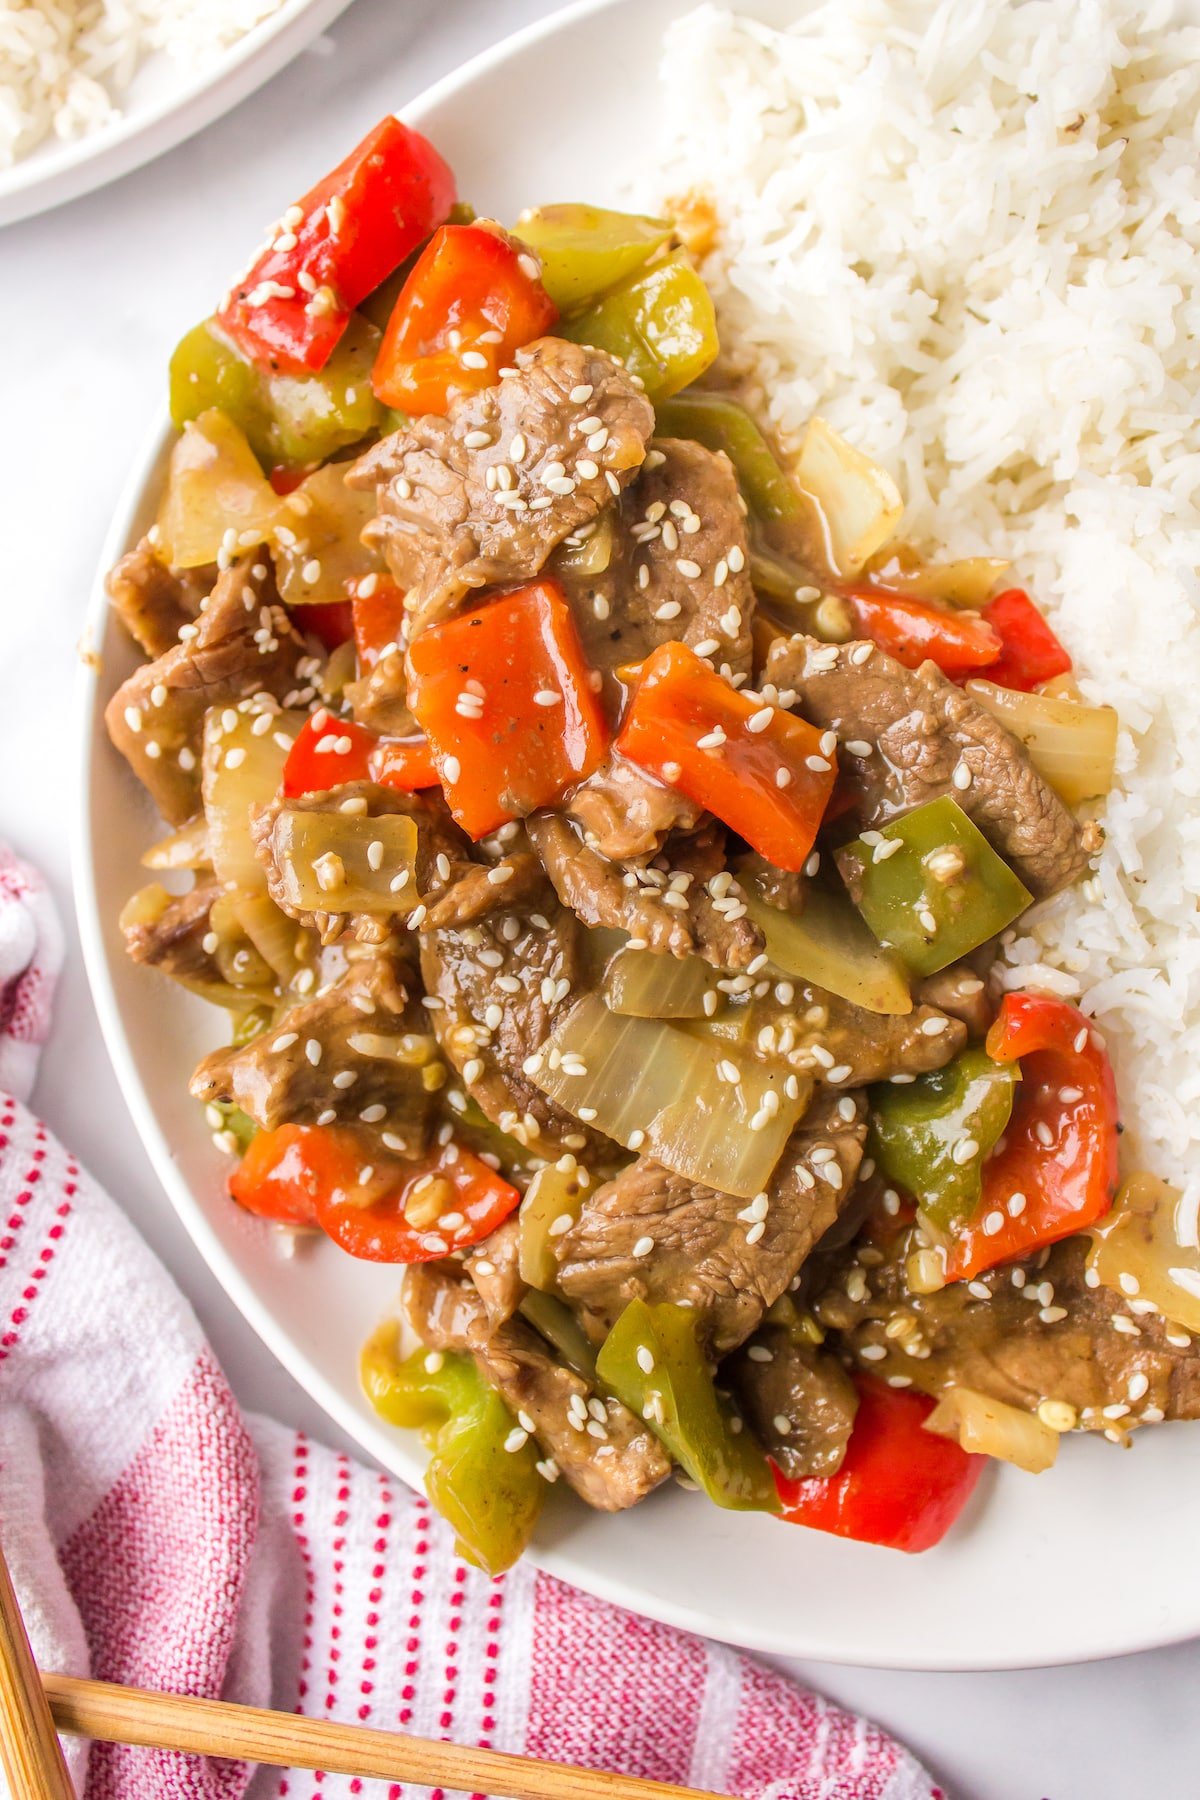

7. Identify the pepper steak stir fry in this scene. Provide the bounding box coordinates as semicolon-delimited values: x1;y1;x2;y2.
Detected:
106;118;1200;1572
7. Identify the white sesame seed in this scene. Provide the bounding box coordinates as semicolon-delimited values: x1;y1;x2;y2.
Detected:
305;1039;322;1066
982;1209;1005;1235
747;706;774;734
632;1235;654;1258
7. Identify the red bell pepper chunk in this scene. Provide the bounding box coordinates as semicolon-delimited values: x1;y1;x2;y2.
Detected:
282;710;375;796
615;641;837;873
408;579;610;838
774;1375;984;1553
294;599;355;650
314;1140;521;1263
371;736;440;793
269;463;314;497
978;588;1073;692
350;573;408;669
218;117;456;376
943;992;1119;1282
372;222;558;414
230;1125;520;1261
230;1122;340;1226
845;588;1002;677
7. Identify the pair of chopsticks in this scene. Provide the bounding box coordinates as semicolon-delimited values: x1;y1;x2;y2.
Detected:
0;1541;727;1800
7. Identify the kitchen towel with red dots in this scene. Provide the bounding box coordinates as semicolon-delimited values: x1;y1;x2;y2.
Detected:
0;843;943;1800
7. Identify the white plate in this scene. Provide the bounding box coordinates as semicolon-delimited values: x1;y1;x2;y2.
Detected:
0;0;354;230
74;0;1200;1669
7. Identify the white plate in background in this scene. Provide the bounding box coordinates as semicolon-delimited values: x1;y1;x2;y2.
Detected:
74;0;1200;1668
0;0;354;229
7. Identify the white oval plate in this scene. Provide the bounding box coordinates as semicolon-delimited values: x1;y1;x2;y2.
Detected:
0;0;354;230
74;0;1200;1669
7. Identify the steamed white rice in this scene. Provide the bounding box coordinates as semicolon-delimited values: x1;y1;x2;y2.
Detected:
652;1;1200;1220
0;0;289;169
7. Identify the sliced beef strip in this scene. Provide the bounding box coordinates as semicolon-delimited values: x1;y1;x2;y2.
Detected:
403;1262;671;1511
251;781;469;943
562;754;700;864
560;439;757;864
422;851;546;932
734;853;807;914
350;337;653;640
525;812;763;972
764;634;1087;899
464;1216;526;1327
556;1089;868;1356
105;557;309;826
744;980;966;1087
106;539;207;658
814;1234;1200;1430
726;1330;859;1478
915;959;997;1040
554;438;755;681
418;870;613;1162
190;953;435;1150
122;875;220;984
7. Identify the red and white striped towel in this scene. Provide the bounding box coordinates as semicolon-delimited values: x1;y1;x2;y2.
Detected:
0;842;942;1800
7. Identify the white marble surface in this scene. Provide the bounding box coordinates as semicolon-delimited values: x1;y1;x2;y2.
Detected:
3;1;1199;1794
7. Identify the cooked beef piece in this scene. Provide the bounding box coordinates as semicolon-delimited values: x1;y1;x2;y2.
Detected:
727;1330;858;1477
190;954;435;1149
556;1089;868;1356
403;1262;671;1511
558;438;757;862
815;1234;1200;1430
526;812;763;971
555;438;755;680
105;558;309;825
251;781;469;943
563;753;701;863
122;875;220;983
464;1216;526;1328
107;539;207;658
350;338;653;640
916;960;996;1040
764;634;1088;898
744;980;966;1087
734;853;808;914
418;869;613;1161
422;851;546;931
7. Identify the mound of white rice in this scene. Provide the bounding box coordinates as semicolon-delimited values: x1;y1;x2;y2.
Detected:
653;0;1200;1221
0;0;289;170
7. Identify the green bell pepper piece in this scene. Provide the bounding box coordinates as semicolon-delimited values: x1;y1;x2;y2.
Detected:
361;1328;543;1576
836;796;1033;978
560;252;718;405
206;1099;257;1152
170;314;386;470
514;204;673;312
655;391;803;524
596;1299;780;1512
870;1047;1020;1231
518;1290;599;1382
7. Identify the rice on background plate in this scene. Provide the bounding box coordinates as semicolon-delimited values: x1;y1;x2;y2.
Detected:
652;0;1200;1221
0;0;288;169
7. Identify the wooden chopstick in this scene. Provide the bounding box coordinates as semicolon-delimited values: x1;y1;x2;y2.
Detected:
0;1547;76;1799
44;1672;730;1800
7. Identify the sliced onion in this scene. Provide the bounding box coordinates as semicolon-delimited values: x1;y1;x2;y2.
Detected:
793;416;903;576
967;681;1118;807
1088;1172;1200;1335
864;553;1010;608
518;1162;589;1291
530;994;808;1199
742;880;912;1016
233;890;308;986
553;511;614;579
269;463;381;607
270;807;419;916
925;1386;1058;1474
140;815;212;871
603;946;715;1018
156;409;278;569
201;707;307;896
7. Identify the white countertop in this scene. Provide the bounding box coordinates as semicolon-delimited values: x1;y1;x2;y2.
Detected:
4;0;1198;1793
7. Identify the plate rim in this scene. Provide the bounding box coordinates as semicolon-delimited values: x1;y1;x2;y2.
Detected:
71;0;1200;1672
0;0;356;229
